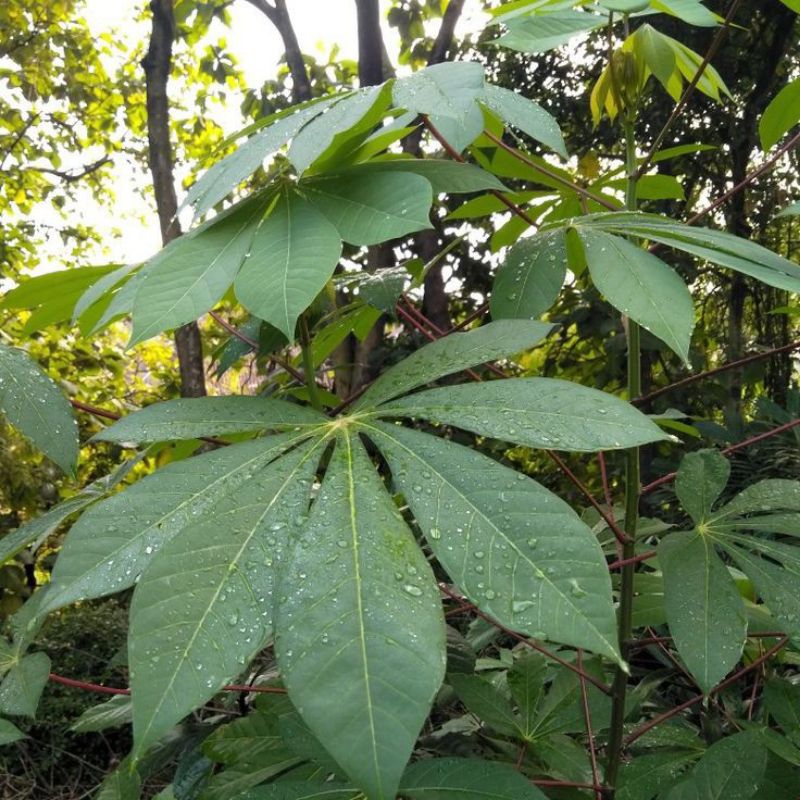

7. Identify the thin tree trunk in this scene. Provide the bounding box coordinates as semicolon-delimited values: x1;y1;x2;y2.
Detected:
142;0;206;397
244;0;312;101
722;5;795;419
355;0;384;86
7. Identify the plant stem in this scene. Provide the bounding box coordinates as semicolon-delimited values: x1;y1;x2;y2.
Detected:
606;114;641;790
299;314;323;412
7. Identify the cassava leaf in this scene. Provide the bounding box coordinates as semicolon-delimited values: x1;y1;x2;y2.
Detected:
0;652;51;718
366;422;621;663
675;449;730;525
234;194;342;340
572;212;800;293
483;84;567;157
448;674;521;736
93;396;326;444
358;159;506;194
399;757;548;800
184;97;340;217
275;431;446;800
0;489;102;565
580;230;694;362
659;531;747;693
759;78;800;151
42;432;312;614
129;195;268;345
0;718;26;745
392;61;485;120
355;320;553;410
493;12;607;54
0;342;79;474
239;784;358;800
490;230;568;321
661;731;768;800
304;171;433;245
129;438;325;760
375;377;669;452
288;86;390;176
70;695;132;733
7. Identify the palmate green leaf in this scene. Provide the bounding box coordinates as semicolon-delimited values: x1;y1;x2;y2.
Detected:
763;678;800;742
448;674;521;737
490;230;568;321
0;652;50;718
0;342;79;474
375;378;668;452
722;546;800;642
399;757;548;800
0;488;101;565
535;733;595;784
659;531;747;693
70;695;132;733
713;479;800;517
759;77;800;151
86;268;142;335
430;105;486;154
289;85;391;176
483;84;567;157
0;718;26;745
652;0;719;26
675;449;730;525
203;698;297;765
0;264;118;336
392;61;484;120
128;437;327;761
73;263;140;323
202;762;307;800
303;171;433;246
532;660;611;737
355;320;553;410
779;0;800;10
661;731;768;800
360;159;506;194
275;431;446;800
239;784;357;800
0;265;116;314
572;212;800;292
129;194;269;346
94;396;326;444
493;11;607;54
616;751;699;800
700;477;800;639
185;97;340;217
41;432;312;615
357;271;407;315
199;699;305;800
508;653;547;737
580;230;694;362
235;194;343;340
95;759;141;800
366;423;621;663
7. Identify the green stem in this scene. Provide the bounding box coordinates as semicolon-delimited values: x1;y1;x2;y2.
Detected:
606;115;641;792
299;314;323;412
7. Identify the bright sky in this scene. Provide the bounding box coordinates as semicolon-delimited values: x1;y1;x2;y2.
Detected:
66;0;484;266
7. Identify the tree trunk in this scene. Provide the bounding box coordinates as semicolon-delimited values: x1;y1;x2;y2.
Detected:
721;4;795;420
244;0;312;102
142;0;206;398
355;0;384;87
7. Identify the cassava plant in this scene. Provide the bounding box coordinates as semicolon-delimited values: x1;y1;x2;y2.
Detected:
1;1;800;798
